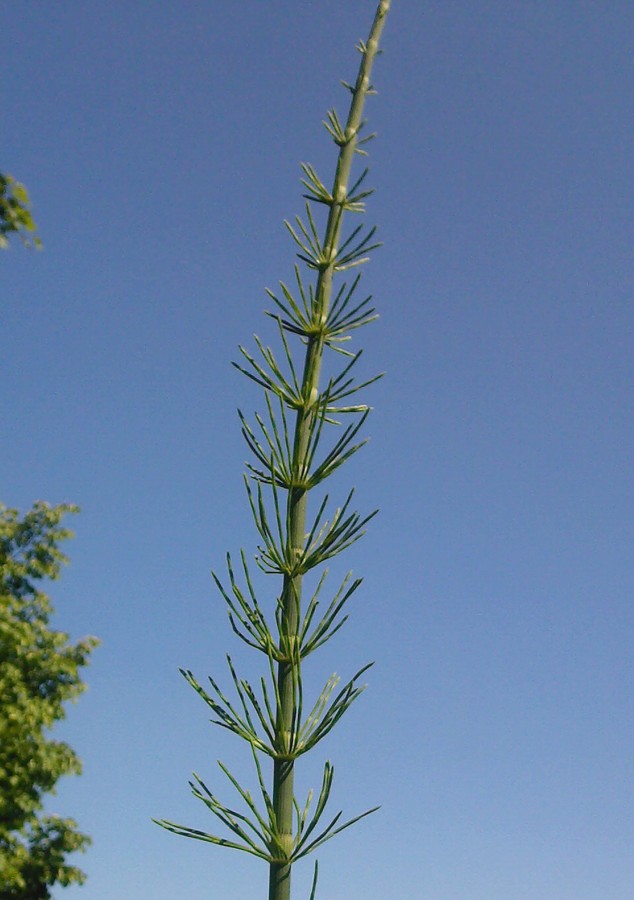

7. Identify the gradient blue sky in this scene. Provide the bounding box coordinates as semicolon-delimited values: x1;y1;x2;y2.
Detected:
3;2;634;898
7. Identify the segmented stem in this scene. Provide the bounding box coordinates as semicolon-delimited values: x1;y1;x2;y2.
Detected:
268;4;391;898
157;4;391;895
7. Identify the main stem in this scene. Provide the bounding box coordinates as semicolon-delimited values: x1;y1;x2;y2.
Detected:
268;5;390;899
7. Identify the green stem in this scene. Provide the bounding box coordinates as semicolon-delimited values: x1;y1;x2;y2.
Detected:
268;4;390;898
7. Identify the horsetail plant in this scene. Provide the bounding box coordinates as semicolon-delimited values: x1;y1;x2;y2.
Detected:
156;4;391;898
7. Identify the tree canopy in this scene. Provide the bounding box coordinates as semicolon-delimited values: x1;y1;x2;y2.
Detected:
0;172;41;249
0;502;98;897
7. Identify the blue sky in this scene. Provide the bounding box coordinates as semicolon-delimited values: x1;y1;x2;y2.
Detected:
3;1;634;898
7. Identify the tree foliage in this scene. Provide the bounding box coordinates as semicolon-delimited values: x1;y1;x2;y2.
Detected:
0;502;98;897
0;172;41;249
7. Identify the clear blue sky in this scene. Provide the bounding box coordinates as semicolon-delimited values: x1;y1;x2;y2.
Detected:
4;2;634;898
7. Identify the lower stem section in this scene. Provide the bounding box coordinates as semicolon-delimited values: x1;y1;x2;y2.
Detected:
269;754;295;900
269;643;297;900
268;857;292;900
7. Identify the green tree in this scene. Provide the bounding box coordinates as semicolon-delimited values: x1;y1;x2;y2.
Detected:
157;3;392;897
0;502;98;897
0;172;41;249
